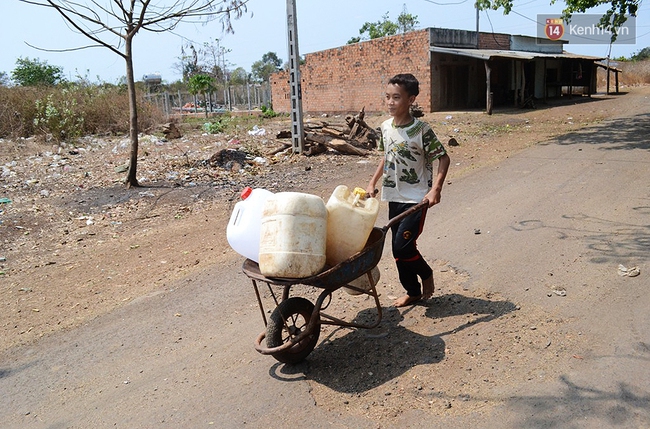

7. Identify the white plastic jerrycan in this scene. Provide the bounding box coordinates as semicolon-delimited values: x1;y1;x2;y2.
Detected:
325;185;380;267
226;187;273;262
259;192;328;278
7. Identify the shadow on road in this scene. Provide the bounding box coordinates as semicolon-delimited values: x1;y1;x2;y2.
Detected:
289;293;517;394
507;373;650;428
549;112;650;151
511;211;650;265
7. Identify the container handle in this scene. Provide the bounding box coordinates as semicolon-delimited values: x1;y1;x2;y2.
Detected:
383;200;429;231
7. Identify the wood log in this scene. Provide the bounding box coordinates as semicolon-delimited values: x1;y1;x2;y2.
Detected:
305;132;367;155
322;127;345;138
305;132;329;145
304;143;327;156
268;142;292;155
325;139;368;156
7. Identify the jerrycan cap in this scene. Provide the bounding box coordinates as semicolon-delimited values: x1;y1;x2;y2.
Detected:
240;187;253;200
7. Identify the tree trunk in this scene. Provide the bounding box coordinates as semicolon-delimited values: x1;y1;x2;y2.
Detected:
125;36;140;188
203;92;209;118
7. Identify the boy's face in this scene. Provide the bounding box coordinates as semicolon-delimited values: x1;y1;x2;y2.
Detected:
385;83;415;119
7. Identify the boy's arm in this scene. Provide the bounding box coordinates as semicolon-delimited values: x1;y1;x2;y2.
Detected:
424;153;450;207
367;158;385;197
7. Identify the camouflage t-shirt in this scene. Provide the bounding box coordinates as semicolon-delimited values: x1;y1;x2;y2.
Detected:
378;117;446;203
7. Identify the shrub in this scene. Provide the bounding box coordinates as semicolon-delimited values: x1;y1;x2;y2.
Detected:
33;91;84;142
260;104;278;118
202;116;231;134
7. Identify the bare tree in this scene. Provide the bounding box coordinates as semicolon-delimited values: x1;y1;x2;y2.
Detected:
20;0;249;187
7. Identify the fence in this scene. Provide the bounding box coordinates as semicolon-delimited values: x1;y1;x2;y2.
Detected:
144;82;272;118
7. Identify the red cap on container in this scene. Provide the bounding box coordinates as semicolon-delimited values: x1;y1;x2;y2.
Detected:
240;187;253;200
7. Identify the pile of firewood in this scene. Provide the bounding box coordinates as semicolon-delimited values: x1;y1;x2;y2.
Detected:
275;107;379;157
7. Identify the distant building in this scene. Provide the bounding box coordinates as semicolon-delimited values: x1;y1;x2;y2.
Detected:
271;28;604;114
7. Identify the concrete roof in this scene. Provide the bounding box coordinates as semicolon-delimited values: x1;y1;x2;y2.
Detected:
430;46;606;61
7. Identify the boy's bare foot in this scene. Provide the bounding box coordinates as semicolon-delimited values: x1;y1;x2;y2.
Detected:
393;294;422;307
422;275;435;299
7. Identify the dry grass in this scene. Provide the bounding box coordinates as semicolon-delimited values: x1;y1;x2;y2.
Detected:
0;84;165;140
597;58;650;87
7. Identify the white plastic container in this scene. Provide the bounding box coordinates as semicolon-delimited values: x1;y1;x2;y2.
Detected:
226;187;273;262
259;192;328;278
325;185;380;267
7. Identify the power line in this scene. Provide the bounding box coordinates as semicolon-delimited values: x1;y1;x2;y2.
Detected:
421;0;469;6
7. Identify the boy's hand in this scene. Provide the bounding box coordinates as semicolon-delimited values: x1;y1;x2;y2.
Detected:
424;188;442;207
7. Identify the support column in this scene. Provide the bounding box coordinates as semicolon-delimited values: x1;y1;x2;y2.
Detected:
484;60;492;115
286;0;305;153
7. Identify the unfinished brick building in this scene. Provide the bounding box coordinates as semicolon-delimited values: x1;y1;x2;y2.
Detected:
271;27;603;114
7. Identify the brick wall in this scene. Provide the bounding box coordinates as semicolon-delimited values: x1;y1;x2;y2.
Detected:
478;32;511;50
271;29;431;115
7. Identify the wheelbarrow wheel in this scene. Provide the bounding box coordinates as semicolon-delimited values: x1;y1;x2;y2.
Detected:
266;297;320;364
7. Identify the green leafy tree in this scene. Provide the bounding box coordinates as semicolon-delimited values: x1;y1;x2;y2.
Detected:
476;0;639;42
347;9;419;44
0;72;9;86
251;52;282;83
11;57;65;86
397;5;419;33
188;74;215;118
229;67;248;85
631;46;650;61
19;0;249;188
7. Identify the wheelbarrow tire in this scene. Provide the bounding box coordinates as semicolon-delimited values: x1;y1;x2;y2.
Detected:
267;297;320;364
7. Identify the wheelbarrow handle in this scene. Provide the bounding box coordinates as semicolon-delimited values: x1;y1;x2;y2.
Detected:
383;200;430;231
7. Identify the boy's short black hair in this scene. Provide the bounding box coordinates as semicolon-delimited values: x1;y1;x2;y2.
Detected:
388;73;420;97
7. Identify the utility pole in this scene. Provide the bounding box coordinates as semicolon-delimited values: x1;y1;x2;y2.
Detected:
286;0;305;153
476;2;480;48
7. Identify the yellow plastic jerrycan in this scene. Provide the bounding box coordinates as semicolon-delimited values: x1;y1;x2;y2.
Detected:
325;185;380;267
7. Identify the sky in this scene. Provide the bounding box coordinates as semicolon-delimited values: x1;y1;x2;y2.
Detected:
2;0;650;84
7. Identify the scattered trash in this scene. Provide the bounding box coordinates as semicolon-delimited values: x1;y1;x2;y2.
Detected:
474;229;481;235
0;198;11;204
550;285;567;296
448;137;459;147
618;264;640;277
445;115;453;120
114;165;129;173
252;156;267;165
248;125;266;136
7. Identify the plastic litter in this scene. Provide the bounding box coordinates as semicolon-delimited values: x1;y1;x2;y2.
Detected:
618;264;640;277
248;125;266;136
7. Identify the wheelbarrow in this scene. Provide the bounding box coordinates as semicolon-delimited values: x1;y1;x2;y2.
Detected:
241;200;428;364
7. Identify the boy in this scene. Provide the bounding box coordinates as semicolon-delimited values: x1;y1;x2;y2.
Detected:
367;73;450;307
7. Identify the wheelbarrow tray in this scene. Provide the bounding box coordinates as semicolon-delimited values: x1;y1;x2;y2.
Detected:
242;226;385;290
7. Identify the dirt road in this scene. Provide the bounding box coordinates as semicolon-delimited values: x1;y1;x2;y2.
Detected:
1;89;649;428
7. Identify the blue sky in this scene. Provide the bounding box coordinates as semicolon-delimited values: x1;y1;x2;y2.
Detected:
2;0;649;83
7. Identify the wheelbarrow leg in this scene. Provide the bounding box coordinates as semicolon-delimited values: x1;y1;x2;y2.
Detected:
251;279;267;326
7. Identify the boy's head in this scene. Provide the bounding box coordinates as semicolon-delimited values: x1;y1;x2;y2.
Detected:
388;73;419;97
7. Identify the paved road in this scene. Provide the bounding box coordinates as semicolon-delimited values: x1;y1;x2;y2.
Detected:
1;106;649;428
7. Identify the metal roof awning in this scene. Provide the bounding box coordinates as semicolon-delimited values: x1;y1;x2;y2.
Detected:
595;61;623;72
430;46;605;61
